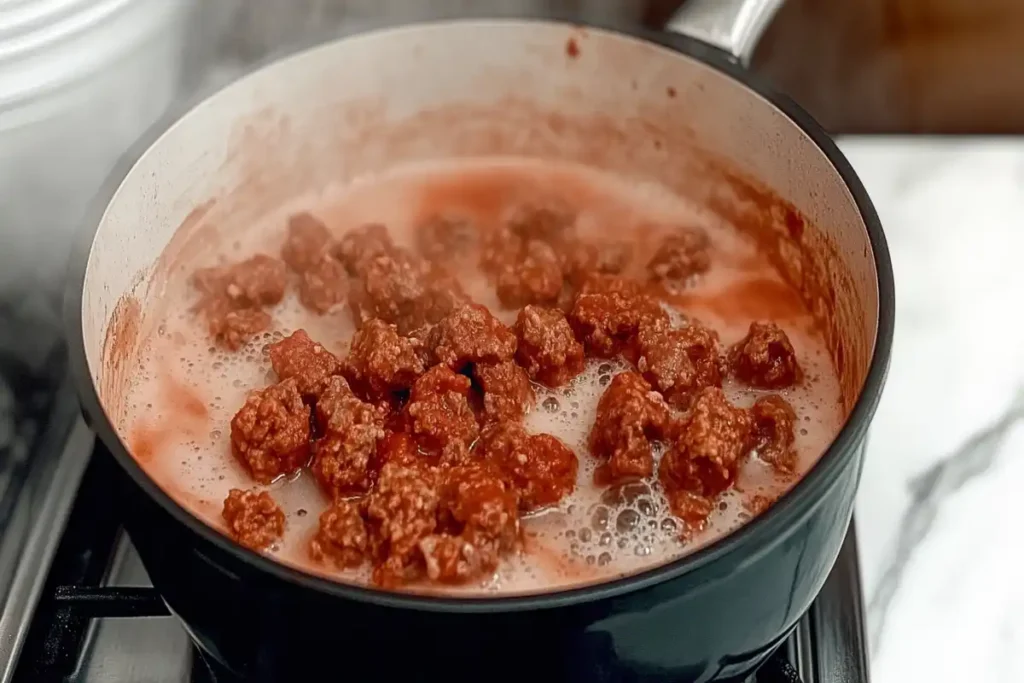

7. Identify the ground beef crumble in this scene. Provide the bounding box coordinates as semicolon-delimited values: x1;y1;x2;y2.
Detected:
191;255;287;350
473;360;535;422
299;253;348;314
494;239;564;308
589;371;670;485
729;321;802;389
230;378;311;484
200;300;272;351
365;462;441;586
268;329;342;399
647;227;711;287
310;499;369;568
429;304;517;370
222;489;285;551
281;212;332;273
344;318;425;401
416;213;477;265
514;305;584;387
405;366;479;464
559;238;633;287
635;320;723;407
193;254;287;307
749;394;798;473
422;463;521;583
569;275;668;359
659;387;752;531
334;223;395;276
505;200;576;242
477;423;577;511
311;376;387;498
348;249;466;335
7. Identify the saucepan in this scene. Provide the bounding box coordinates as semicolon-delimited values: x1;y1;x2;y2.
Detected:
65;2;894;681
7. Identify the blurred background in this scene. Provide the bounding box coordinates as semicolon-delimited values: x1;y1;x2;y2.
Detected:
1;2;1022;682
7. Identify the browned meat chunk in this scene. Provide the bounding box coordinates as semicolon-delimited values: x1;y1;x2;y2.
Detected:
268;329;342;399
477;423;578;511
429;304;517;370
230;378;311;483
589;371;670;485
494;240;564;308
569;275;668;358
374;431;422;470
417;534;485;584
514;305;584;387
660;387;752;500
311;376;387;499
348;251;427;331
222;489;285;551
191;254;287;350
298;253;347;314
729;321;801;389
635;320;723;407
344;319;426;401
749;394;798;473
334;223;395;276
310;500;369;568
365;462;440;586
405;366;479;464
559;239;632;287
438;464;520;557
505;200;576;242
281;212;332;273
349;250;466;335
423;464;519;582
647;228;711;286
421;267;470;328
201;300;271;351
480;225;520;276
416;213;477;264
480;199;574;278
662;489;714;534
192;254;287;308
473;360;535;422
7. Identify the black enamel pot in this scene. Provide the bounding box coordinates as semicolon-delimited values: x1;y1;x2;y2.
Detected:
66;3;894;681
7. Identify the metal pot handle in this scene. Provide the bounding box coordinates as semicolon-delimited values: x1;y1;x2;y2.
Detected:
666;0;785;65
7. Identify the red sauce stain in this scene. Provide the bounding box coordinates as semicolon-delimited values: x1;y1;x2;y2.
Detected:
784;207;804;241
666;86;677;98
671;276;807;323
127;370;209;467
164;373;209;421
129;422;170;464
101;295;142;416
411;167;519;227
566;37;580;59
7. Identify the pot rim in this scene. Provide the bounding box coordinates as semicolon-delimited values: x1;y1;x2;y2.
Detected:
64;16;895;614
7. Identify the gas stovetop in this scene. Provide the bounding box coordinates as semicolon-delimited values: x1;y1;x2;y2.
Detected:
0;381;871;683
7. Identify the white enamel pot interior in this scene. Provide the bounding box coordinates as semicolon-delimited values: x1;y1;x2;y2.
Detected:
70;18;892;587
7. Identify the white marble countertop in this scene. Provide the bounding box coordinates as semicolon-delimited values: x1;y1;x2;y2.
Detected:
841;138;1024;682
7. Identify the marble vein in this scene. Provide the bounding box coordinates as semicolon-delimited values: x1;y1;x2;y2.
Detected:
866;388;1024;650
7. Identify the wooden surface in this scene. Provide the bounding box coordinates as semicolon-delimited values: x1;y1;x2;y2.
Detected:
751;0;1024;133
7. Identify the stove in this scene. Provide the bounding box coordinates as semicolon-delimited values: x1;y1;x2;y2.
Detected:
0;380;871;683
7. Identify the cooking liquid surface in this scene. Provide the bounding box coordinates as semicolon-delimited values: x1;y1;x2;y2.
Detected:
122;158;843;596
